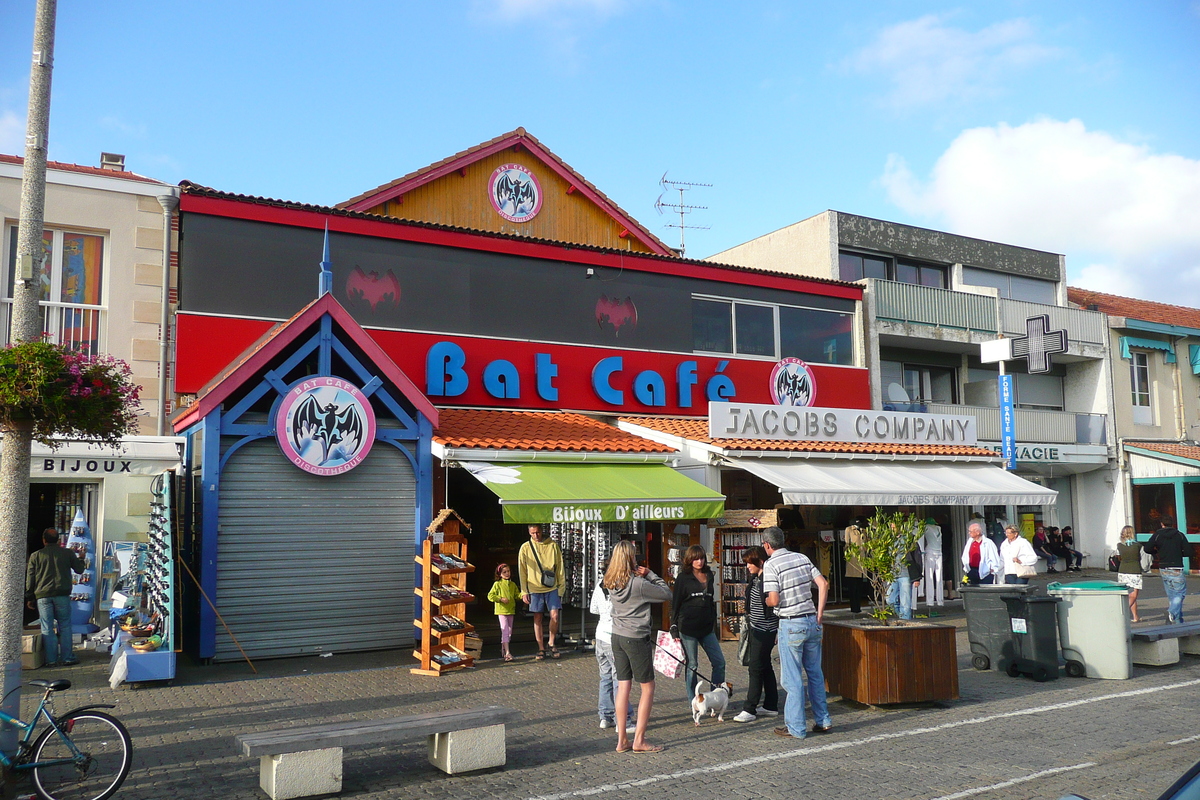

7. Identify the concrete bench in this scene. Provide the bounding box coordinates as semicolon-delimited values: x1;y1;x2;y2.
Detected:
235;706;522;800
1131;622;1200;666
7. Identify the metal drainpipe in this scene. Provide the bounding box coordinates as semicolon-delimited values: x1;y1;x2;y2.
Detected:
156;193;179;436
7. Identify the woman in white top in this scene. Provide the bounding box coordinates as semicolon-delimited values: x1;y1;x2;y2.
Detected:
1000;526;1039;585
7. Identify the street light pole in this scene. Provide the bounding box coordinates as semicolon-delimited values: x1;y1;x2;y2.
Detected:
0;0;57;765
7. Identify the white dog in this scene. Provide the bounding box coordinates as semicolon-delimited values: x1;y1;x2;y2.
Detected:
691;680;733;726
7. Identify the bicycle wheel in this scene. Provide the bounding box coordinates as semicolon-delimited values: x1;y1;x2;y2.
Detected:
30;711;132;800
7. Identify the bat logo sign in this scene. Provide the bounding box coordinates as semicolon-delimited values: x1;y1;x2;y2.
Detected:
595;295;638;336
769;358;817;407
346;266;401;312
488;163;542;223
275;378;377;476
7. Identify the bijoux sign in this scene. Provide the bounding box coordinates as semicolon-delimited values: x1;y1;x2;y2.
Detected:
275;376;377;475
709;401;977;445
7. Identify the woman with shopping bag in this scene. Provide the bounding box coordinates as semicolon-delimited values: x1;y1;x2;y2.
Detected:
605;540;672;754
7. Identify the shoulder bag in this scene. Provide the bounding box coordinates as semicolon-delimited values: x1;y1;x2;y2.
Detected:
1016;562;1038;578
528;542;557;588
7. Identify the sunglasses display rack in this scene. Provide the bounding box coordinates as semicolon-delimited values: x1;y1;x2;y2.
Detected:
413;510;475;676
547;521;639;608
109;472;177;685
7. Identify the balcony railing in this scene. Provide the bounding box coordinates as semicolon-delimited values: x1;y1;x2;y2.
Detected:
1;300;105;357
925;403;1107;445
871;279;1107;346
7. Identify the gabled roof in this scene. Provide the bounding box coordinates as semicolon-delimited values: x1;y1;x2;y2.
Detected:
619;416;998;459
1068;287;1200;329
1124;441;1200;465
0;153;166;185
172;293;437;431
434;409;673;454
336;127;676;256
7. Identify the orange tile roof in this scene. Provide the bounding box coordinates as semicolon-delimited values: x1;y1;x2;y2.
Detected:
1068;287;1200;329
1124;441;1200;463
619;416;998;458
0;153;166;185
434;409;674;453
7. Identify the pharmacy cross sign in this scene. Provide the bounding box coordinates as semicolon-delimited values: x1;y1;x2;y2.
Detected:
1010;314;1067;374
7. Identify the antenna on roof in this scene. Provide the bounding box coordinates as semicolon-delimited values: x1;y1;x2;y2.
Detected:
655;173;711;256
318;222;333;296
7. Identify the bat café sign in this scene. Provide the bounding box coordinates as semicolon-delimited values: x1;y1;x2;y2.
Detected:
275;376;377;475
708;402;977;446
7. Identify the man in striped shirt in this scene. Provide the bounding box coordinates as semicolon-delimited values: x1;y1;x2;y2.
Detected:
762;526;832;739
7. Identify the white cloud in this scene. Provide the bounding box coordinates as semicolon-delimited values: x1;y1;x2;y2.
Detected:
847;14;1059;108
0;110;24;155
883;118;1200;305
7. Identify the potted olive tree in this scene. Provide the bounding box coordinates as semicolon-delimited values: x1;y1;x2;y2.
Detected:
823;508;960;704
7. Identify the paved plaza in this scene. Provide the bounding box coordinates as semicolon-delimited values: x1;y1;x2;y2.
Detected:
16;572;1200;800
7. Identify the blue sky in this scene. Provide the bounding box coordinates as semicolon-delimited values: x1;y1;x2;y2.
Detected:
2;1;1198;303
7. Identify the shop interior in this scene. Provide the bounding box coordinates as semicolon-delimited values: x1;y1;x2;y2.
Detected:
25;482;95;625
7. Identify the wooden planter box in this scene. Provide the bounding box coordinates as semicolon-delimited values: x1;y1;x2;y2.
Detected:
823;620;959;705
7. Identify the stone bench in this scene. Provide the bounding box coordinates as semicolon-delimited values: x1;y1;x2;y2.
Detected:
1131;622;1200;666
235;705;522;800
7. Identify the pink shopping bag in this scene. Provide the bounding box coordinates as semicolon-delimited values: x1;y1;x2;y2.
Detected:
654;630;684;679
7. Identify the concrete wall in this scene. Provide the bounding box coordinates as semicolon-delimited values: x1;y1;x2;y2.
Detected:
707;211;837;279
1107;328;1194;439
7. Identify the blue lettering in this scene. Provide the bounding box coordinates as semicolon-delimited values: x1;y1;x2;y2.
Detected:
592;357;624;405
705;360;735;402
483;359;520;399
426;342;468;397
536;353;559;402
633;370;666;407
676;361;697;408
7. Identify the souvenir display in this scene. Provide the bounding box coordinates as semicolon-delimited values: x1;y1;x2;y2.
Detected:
412;510;476;676
712;511;777;640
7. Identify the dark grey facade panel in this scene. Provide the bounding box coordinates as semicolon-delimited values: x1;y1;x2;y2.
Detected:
214;440;415;661
179;214;854;354
835;213;1061;281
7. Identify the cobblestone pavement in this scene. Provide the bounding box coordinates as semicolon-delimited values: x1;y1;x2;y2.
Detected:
15;570;1200;800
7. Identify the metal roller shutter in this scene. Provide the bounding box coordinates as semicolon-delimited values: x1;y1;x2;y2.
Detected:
214;439;415;661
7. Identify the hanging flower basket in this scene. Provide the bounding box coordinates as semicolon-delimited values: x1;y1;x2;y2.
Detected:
0;341;142;447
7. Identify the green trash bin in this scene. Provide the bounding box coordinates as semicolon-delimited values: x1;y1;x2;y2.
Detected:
1047;580;1132;679
1001;594;1061;682
961;584;1036;671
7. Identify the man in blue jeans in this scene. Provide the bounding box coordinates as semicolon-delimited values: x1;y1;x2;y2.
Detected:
1144;516;1191;624
761;526;831;739
25;528;86;667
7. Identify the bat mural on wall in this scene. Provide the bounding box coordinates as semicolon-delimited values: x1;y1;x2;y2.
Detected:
346;266;401;312
595;295;638;336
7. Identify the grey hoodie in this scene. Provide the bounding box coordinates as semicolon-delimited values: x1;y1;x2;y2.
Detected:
608;570;673;639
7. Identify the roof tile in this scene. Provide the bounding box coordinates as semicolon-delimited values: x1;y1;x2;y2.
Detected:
0;153;166;185
1124;441;1200;463
619;416;998;457
1068;287;1200;329
435;409;675;453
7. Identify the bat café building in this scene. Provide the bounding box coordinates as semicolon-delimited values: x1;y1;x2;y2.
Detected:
169;129;1054;663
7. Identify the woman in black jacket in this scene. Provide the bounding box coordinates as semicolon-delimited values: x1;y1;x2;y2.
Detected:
671;545;726;700
734;546;779;723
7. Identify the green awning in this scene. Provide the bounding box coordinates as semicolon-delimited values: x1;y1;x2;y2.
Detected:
458;461;725;524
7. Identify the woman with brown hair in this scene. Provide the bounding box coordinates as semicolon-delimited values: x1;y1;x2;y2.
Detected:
670;545;726;701
733;545;779;723
605;540;672;754
1116;525;1144;622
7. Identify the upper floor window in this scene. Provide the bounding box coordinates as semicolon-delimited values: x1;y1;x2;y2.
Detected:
839;251;946;288
881;360;956;408
691;296;854;365
5;225;105;305
1130;351;1152;425
961;266;1056;305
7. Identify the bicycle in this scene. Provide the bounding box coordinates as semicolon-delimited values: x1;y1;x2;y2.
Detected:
0;678;132;800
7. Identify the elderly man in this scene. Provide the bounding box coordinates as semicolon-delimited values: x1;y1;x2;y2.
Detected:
518;524;565;659
961;520;1001;586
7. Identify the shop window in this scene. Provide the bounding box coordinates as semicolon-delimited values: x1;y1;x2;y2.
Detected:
839;251;945;288
734;303;774;357
4;226;106;355
1132;483;1176;535
779;305;853;365
1185;483;1200;536
1130;351;1153;425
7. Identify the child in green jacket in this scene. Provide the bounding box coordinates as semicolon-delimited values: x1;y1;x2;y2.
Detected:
487;563;520;662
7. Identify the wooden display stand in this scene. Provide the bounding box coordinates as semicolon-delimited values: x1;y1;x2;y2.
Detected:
659;521;701;630
413;510;476;676
711;509;777;641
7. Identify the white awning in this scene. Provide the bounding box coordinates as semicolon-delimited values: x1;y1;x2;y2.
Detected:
727;457;1058;507
26;436;184;478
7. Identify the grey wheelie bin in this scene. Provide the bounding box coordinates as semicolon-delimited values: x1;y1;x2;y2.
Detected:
1001;593;1062;682
1048;580;1132;679
961;584;1036;671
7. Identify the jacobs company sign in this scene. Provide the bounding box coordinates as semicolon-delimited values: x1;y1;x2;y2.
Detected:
709;402;978;446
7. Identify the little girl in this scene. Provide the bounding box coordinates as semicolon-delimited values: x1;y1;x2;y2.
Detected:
487;563;520;662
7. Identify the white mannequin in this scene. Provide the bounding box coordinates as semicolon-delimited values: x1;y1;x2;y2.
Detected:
920;521;944;607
